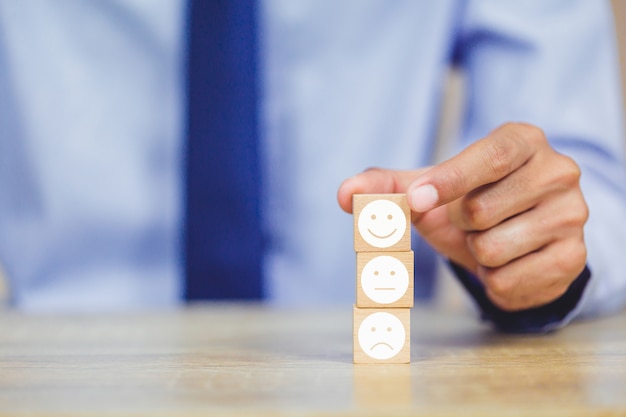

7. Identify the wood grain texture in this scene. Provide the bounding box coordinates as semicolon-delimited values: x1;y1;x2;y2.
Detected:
353;194;411;252
356;251;414;308
1;304;626;416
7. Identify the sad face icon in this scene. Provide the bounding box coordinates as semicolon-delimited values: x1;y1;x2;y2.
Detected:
358;312;406;360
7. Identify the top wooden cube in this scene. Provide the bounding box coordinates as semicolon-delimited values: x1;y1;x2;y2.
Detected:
353;194;411;252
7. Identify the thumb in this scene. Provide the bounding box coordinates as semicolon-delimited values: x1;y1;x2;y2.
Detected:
406;125;534;212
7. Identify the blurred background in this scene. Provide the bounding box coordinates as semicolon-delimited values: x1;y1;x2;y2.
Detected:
1;2;625;309
614;1;626;133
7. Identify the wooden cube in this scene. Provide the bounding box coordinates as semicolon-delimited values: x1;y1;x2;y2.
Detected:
356;251;414;308
353;194;411;252
353;307;410;364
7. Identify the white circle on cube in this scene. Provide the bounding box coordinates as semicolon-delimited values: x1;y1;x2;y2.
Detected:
357;199;406;248
361;255;409;304
358;312;406;360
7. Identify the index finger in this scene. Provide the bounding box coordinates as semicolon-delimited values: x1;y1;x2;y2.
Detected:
337;167;431;213
407;123;537;212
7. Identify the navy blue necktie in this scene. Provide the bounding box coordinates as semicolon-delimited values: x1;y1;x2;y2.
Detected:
184;0;264;300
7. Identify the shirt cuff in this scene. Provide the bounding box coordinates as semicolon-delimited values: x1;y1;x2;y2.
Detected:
449;262;592;333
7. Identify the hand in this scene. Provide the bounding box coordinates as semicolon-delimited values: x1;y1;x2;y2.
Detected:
338;123;589;311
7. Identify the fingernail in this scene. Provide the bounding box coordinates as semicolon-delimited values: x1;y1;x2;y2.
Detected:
410;184;438;212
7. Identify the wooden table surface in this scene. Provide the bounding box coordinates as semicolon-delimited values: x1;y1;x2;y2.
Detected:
1;304;625;416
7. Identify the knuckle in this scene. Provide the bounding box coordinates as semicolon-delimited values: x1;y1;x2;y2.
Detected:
555;198;588;231
553;192;588;230
438;164;469;201
482;140;516;177
483;122;544;178
571;242;588;272
484;271;516;301
499;122;546;147
460;194;493;230
553;241;587;276
520;123;547;145
501;122;546;144
568;199;589;227
468;233;503;267
555;155;582;187
580;201;590;225
524;283;569;310
496;299;527;312
548;283;569;302
485;289;513;310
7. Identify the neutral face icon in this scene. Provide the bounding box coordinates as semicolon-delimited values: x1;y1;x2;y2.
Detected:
361;255;409;304
358;312;406;360
357;199;406;248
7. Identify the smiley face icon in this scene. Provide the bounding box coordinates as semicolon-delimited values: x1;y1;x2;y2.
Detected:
358;312;406;360
361;255;409;304
357;199;407;248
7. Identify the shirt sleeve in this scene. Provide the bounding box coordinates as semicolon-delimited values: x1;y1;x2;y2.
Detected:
451;0;626;326
450;262;591;333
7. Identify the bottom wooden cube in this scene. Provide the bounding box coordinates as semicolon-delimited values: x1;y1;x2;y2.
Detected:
353;306;410;364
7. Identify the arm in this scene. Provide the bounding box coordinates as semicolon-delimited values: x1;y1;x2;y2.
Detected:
453;0;626;323
338;0;626;331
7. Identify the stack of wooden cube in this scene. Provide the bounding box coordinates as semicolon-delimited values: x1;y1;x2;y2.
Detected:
352;194;413;364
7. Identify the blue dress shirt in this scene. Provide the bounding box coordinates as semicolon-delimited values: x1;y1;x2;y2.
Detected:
0;1;625;329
